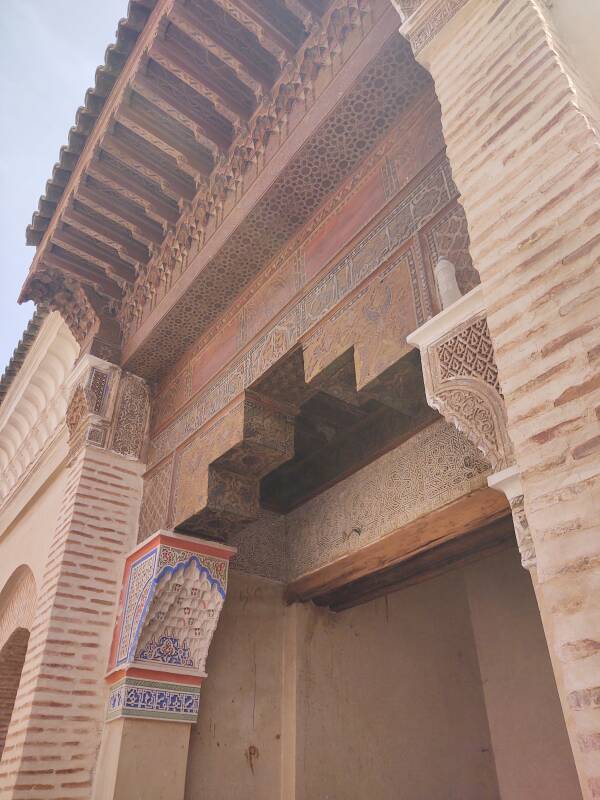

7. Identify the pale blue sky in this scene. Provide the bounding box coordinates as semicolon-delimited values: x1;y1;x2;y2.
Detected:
0;0;129;370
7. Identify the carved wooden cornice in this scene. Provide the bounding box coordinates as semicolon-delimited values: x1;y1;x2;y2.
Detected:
19;0;369;360
117;0;373;342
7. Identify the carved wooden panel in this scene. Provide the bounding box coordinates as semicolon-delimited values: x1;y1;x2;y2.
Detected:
303;254;417;389
123;32;431;377
148;153;458;468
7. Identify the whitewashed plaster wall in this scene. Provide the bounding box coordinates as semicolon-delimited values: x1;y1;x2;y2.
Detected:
0;312;78;589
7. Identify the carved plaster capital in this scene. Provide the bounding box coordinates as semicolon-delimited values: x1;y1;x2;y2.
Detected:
407;286;514;470
106;530;236;723
65;354;150;463
488;466;536;571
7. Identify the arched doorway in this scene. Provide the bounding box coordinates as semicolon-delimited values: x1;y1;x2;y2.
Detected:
0;566;36;763
0;629;30;760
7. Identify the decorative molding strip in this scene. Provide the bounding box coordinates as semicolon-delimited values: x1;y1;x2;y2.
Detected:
488;465;536;571
107;676;201;724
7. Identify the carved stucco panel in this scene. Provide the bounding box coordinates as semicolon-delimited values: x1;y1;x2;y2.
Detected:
421;313;513;470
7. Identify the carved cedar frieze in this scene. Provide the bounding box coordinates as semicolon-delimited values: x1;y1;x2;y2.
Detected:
148;154;460;468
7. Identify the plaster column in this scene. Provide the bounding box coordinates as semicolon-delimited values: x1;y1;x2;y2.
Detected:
396;1;600;795
0;355;149;800
91;531;235;800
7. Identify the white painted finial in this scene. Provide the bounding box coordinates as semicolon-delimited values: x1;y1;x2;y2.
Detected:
435;257;462;309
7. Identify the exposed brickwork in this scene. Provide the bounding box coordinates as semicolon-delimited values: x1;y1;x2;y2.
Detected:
0;447;143;799
418;0;600;794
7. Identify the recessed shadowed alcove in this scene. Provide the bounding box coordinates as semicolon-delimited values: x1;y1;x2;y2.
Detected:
256;346;436;512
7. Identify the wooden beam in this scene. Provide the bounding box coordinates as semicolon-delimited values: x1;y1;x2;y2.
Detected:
89;155;180;223
133;70;232;152
151;38;253;122
169;4;270;92
52;224;136;283
64;202;149;263
102;131;196;201
214;0;298;57
20;0;178;302
286;486;511;603
116;98;213;176
323;517;516;611
77;180;165;245
43;251;122;299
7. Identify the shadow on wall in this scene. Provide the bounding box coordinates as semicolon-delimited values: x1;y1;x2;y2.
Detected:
0;565;37;762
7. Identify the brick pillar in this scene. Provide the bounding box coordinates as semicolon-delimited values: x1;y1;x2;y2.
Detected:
395;0;600;795
91;531;235;800
0;356;149;799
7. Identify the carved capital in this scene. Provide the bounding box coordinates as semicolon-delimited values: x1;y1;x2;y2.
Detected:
106;531;236;723
488;466;536;571
407;287;513;470
65;356;150;463
396;0;470;59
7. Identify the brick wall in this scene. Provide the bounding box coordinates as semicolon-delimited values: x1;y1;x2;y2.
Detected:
419;0;600;794
0;448;143;799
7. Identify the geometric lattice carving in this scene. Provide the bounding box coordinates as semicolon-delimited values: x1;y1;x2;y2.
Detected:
107;531;235;723
138;458;174;542
408;290;514;470
437;317;500;393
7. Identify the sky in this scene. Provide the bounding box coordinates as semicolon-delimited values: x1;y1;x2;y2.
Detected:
0;0;130;371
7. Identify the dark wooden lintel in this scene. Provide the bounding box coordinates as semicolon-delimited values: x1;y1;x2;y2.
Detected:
286;486;512;606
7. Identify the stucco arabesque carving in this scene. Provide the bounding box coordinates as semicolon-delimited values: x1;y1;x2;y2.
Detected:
407;286;535;570
65;355;150;463
392;0;471;57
